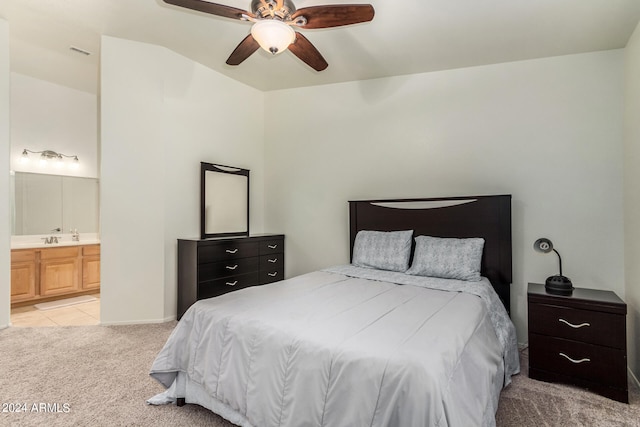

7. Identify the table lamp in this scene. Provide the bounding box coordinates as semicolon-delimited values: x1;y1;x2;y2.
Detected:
533;238;573;295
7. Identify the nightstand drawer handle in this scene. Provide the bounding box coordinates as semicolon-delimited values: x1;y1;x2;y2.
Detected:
226;265;238;270
226;249;238;254
268;244;278;249
559;318;590;329
226;281;238;286
559;353;591;364
268;272;278;277
268;258;278;263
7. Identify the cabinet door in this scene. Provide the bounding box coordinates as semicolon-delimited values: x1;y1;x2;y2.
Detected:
82;255;100;290
11;250;37;303
11;261;37;302
40;253;80;296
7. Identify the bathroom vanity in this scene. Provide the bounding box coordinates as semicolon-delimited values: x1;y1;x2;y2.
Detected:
10;241;100;307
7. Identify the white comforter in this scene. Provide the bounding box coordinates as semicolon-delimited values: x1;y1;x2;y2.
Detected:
149;268;519;427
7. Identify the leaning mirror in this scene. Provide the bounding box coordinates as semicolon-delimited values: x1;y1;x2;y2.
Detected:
201;162;249;239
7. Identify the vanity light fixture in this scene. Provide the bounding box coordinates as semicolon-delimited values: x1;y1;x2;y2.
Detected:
21;149;79;169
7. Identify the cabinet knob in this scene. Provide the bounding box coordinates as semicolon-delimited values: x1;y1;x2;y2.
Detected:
558;318;590;329
226;281;238;286
268;258;278;263
268;272;278;277
226;249;239;254
226;265;238;270
268;245;278;249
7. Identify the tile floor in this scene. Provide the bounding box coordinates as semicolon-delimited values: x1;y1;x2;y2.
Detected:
10;294;100;327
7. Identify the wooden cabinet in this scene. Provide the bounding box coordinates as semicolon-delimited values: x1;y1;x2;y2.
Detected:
82;245;101;290
527;283;628;403
10;250;37;303
177;234;284;319
40;246;80;296
10;244;100;306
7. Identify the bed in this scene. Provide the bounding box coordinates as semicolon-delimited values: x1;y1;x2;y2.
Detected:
149;195;520;427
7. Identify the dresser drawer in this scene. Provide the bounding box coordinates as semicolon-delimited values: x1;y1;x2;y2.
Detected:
260;253;283;270
260;268;283;284
198;241;259;263
198;272;259;299
529;303;625;349
199;257;259;281
529;333;627;390
259;238;283;255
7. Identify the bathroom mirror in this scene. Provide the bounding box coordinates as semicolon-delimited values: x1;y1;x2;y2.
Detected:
201;162;249;239
11;171;100;235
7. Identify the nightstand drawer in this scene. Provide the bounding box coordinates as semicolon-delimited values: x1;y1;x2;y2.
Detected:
199;257;259;281
529;333;627;390
198;272;259;299
528;303;625;349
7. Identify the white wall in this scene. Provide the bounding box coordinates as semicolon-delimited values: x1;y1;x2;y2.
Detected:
264;50;625;344
624;21;640;380
100;36;264;324
0;18;10;329
10;73;98;178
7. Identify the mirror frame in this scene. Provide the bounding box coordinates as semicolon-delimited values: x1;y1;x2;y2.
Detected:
200;162;250;239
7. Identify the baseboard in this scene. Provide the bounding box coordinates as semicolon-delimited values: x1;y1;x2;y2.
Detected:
100;317;176;326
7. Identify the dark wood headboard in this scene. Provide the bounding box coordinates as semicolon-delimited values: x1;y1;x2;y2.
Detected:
349;195;512;314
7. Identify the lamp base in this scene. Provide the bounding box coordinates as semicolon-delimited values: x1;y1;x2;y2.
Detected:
545;275;573;296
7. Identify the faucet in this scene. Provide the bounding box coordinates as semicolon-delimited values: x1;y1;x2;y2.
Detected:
71;228;79;242
41;227;61;244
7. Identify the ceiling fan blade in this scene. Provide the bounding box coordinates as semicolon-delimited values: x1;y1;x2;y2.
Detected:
291;4;374;29
163;0;250;20
288;32;328;71
226;34;261;66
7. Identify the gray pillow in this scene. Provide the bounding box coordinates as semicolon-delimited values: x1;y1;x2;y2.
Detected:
352;230;413;272
406;236;485;281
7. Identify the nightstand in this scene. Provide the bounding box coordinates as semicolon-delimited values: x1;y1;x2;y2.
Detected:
527;283;628;403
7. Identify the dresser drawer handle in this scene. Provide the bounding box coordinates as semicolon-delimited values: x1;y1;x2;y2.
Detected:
268;272;278;277
226;265;238;270
559;353;591;364
268;258;278;263
226;249;239;254
559;318;590;329
268;244;278;249
226;281;238;286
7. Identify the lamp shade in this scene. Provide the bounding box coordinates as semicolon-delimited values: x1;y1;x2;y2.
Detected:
251;20;295;55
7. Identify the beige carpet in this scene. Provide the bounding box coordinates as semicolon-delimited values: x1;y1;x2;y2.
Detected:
0;323;638;427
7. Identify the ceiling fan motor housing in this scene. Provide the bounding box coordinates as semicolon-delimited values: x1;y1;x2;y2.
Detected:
251;0;296;20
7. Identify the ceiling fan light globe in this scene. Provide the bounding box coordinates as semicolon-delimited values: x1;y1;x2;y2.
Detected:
251;20;295;55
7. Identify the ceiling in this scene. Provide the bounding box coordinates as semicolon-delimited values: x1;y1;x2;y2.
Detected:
1;0;640;93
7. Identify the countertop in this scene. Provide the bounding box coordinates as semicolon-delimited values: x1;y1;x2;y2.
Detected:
11;233;100;250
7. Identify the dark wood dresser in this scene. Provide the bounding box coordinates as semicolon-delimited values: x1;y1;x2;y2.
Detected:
527;283;628;403
177;234;284;319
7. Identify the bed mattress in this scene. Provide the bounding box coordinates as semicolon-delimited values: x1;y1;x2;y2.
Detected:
149;267;519;427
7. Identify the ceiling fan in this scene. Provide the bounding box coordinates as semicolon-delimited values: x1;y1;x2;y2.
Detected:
163;0;375;71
